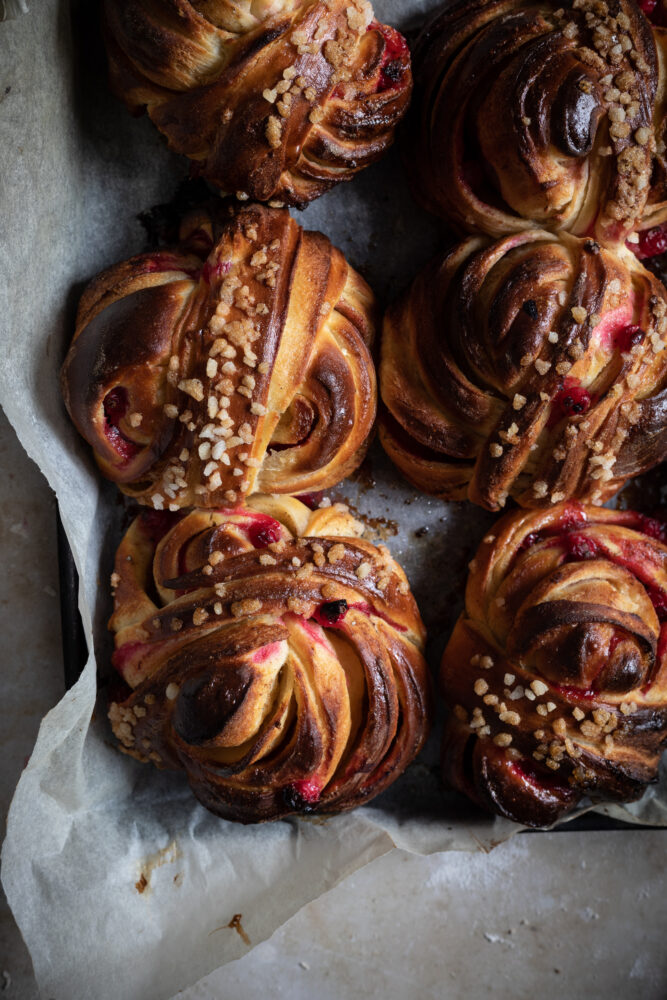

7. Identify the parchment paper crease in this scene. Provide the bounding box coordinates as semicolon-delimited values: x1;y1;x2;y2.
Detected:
1;3;666;999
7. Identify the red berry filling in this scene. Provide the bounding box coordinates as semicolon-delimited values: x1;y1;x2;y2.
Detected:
283;778;323;810
247;517;282;549
103;388;141;463
142;253;200;278
552;682;597;700
638;0;667;24
518;531;540;552
202;259;231;284
562;532;600;560
517;505;588;556
548;379;592;427
370;21;410;92
630;223;667;260
613;324;645;353
313;599;348;627
292;779;322;803
112;639;149;677
295;491;324;510
507;758;572;794
646;585;667;622
636;514;667;544
558;504;588;532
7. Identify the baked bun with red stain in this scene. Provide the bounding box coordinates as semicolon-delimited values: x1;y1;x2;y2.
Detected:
379;228;667;511
61;202;376;509
108;495;431;822
630;3;667;242
410;0;661;243
103;0;412;207
440;502;667;827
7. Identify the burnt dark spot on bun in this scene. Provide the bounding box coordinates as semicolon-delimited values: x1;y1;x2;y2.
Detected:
173;668;251;745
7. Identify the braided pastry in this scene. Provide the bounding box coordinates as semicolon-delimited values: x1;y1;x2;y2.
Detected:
633;6;667;240
61;203;376;509
410;0;661;243
441;502;667;827
108;495;431;822
379;228;667;511
103;0;411;207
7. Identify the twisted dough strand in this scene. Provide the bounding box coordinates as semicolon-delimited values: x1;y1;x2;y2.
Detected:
410;0;661;243
104;0;412;206
62;203;377;508
108;495;431;821
440;502;667;827
380;229;667;510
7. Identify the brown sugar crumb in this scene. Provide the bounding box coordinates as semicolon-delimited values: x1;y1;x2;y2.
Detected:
266;116;282;149
193;607;209;626
286;596;309;616
178;379;204;402
493;733;513;747
328;543;346;564
231;598;262;617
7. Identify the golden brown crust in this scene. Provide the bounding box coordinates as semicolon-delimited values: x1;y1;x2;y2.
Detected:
108;495;432;822
379;229;667;511
636;22;667;233
61;203;377;508
410;0;660;243
440;502;667;827
103;0;412;206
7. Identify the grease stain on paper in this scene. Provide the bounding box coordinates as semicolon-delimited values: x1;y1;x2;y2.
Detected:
209;913;252;946
134;839;181;894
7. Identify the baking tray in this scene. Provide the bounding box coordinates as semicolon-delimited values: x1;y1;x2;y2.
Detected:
53;0;667;839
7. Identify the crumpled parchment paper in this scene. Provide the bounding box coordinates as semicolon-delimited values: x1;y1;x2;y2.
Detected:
1;2;666;999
